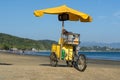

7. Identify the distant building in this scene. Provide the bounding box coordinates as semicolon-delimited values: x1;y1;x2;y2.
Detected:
11;48;18;51
10;48;18;53
32;48;37;52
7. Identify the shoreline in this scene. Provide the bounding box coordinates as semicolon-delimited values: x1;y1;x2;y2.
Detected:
1;52;120;65
1;51;120;62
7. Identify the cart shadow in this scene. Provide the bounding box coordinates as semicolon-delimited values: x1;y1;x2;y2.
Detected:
39;64;67;67
40;64;86;72
0;63;13;65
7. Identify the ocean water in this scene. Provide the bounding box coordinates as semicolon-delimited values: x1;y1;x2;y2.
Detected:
25;51;120;61
79;52;120;61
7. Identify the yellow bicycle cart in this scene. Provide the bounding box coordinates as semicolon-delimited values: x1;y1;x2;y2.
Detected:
34;5;92;71
50;13;87;71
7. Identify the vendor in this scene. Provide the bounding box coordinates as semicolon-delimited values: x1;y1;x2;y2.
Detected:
62;29;68;35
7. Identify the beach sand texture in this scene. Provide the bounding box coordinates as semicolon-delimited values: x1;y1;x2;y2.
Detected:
0;52;120;80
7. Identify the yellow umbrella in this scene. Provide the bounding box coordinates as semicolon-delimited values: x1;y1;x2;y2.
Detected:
34;5;92;22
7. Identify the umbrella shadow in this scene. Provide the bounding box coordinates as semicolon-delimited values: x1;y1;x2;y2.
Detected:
0;63;13;65
39;64;67;67
39;64;50;66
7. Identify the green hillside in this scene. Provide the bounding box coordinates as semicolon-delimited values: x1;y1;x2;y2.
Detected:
0;33;57;50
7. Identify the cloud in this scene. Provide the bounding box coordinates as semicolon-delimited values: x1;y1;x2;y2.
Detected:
113;11;120;18
98;11;120;20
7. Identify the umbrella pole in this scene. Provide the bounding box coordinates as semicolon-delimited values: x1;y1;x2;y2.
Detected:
62;21;64;29
60;21;64;60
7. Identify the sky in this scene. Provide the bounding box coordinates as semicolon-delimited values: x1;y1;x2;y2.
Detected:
0;0;120;43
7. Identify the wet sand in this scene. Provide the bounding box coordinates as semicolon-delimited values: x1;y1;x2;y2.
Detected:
0;52;120;80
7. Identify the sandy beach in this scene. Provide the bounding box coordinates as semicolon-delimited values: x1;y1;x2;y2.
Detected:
0;52;120;80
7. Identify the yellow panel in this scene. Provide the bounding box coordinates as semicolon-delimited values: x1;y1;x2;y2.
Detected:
51;44;60;59
56;45;60;59
62;45;73;61
58;38;64;44
51;44;57;52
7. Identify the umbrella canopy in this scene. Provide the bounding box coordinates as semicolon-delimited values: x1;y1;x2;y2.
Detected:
34;5;92;22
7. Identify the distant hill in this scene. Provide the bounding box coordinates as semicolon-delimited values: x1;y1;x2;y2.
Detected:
0;33;57;50
0;33;119;51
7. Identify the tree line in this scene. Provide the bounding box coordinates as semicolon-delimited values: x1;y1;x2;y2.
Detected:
80;46;120;52
0;33;120;51
0;33;57;50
